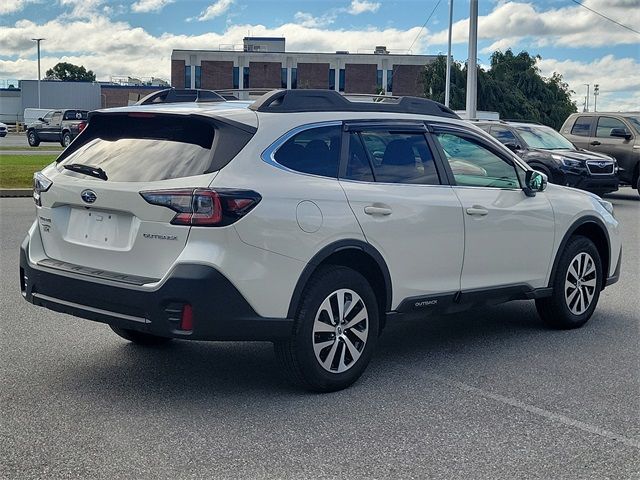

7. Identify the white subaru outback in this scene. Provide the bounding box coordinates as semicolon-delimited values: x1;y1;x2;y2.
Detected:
21;89;622;392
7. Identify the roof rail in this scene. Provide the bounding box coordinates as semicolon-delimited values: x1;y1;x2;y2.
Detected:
136;88;225;105
249;89;459;118
501;118;542;125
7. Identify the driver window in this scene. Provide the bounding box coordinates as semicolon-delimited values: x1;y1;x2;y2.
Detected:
435;132;520;189
43;111;54;121
51;111;62;124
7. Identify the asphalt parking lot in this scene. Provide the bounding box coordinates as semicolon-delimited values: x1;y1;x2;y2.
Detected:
1;190;638;479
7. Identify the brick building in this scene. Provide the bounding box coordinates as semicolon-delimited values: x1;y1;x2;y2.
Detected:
171;37;437;97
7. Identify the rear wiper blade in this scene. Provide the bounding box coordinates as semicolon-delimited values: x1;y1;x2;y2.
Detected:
64;163;108;181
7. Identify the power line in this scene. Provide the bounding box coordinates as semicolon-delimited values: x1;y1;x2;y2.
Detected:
570;0;640;35
407;0;443;54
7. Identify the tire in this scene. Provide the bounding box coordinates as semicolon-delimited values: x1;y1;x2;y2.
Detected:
636;175;640;196
274;266;379;392
61;131;72;147
27;130;40;147
110;326;173;346
536;235;602;329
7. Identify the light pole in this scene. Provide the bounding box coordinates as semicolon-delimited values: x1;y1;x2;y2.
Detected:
444;0;454;107
31;38;45;108
593;84;599;112
465;0;478;119
583;84;590;112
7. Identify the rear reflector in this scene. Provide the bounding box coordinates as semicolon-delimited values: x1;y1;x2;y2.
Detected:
180;304;193;331
140;188;261;226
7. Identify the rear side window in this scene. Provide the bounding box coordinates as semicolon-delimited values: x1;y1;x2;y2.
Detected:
570;116;592;137
57;114;249;182
274;126;341;178
596;116;629;138
350;130;440;185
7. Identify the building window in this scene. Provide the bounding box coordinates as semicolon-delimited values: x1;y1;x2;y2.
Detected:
243;67;250;88
291;68;297;89
281;68;287;89
184;66;191;89
376;70;383;91
387;70;393;93
339;69;345;92
233;67;239;89
329;69;335;90
194;66;201;89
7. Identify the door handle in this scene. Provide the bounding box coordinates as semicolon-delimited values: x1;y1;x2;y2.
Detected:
466;206;489;216
364;205;392;216
590;141;601;146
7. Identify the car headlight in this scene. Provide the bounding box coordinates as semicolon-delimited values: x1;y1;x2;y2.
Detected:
597;198;615;216
552;154;582;168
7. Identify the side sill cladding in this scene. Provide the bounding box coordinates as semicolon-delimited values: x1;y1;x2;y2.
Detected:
548;215;611;289
286;239;392;319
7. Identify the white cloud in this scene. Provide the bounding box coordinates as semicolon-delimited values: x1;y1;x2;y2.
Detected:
428;0;640;49
347;0;380;15
197;0;234;21
293;11;337;28
0;0;39;15
131;0;173;13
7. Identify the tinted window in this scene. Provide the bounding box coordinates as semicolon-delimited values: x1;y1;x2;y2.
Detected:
274;126;341;178
344;133;374;182
357;130;440;185
489;126;518;144
63;110;88;121
596;116;629;138
435;132;520;189
570;116;592;137
58;115;217;182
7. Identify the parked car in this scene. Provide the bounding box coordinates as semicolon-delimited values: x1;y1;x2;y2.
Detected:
21;89;621;392
561;112;640;195
26;109;88;147
475;120;619;195
0;121;7;137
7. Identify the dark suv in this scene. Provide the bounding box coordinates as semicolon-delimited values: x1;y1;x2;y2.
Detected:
560;113;640;196
475;120;619;195
27;109;89;147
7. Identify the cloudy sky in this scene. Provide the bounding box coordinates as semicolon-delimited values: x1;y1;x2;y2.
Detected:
1;0;638;111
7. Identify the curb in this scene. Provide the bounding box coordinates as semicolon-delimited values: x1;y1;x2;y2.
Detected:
0;189;32;198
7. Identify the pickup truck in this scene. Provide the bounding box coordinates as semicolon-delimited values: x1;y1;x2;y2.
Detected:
27;109;88;147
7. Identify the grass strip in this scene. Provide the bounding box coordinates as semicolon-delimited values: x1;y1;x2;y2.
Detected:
0;155;57;188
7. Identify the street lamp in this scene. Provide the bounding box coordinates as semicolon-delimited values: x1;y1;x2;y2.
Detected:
583;84;590;112
593;84;600;112
31;38;45;108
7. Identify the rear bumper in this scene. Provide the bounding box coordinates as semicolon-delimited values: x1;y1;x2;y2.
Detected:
20;237;293;341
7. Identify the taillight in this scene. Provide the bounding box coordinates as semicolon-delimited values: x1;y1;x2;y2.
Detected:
77;121;87;132
33;171;52;206
140;188;261;226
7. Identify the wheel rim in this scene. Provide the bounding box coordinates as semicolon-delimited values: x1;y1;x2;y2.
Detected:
63;135;70;146
312;288;369;374
29;132;35;144
564;252;597;315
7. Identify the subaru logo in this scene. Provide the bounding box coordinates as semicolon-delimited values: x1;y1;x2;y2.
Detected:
81;190;97;203
598;162;606;168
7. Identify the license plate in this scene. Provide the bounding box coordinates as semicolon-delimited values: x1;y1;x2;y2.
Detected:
67;208;119;246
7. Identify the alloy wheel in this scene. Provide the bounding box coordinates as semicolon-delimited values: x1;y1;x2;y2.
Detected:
564;252;597;315
312;288;369;373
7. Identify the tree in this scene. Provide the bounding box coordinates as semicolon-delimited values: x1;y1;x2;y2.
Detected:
422;50;577;130
45;62;96;82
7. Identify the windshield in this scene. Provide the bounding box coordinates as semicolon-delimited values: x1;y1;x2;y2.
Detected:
624;116;640;133
516;125;575;150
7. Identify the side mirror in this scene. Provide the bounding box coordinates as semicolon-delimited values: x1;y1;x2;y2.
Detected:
610;128;632;140
37;117;45;122
524;170;547;197
504;142;522;153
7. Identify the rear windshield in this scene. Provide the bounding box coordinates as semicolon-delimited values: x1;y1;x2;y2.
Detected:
63;110;89;121
57;115;216;182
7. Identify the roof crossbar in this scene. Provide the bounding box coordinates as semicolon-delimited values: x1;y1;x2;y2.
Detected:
249;89;459;118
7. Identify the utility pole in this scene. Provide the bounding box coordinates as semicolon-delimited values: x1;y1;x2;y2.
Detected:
465;0;478;119
31;38;45;108
583;84;590;112
593;84;599;112
444;0;454;107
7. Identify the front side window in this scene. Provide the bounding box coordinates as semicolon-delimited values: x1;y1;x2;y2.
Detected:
596;116;630;138
51;112;62;124
435;132;520;189
274;126;341;178
489;126;518;145
570;116;592;137
43;111;54;121
352;130;440;185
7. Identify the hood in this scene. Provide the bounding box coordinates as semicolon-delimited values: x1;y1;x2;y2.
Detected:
529;148;614;162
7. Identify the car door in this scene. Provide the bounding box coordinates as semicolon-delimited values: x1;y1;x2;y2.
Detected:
37;111;54;139
431;125;555;291
47;110;63;142
589;116;635;183
338;122;465;309
564;115;594;150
